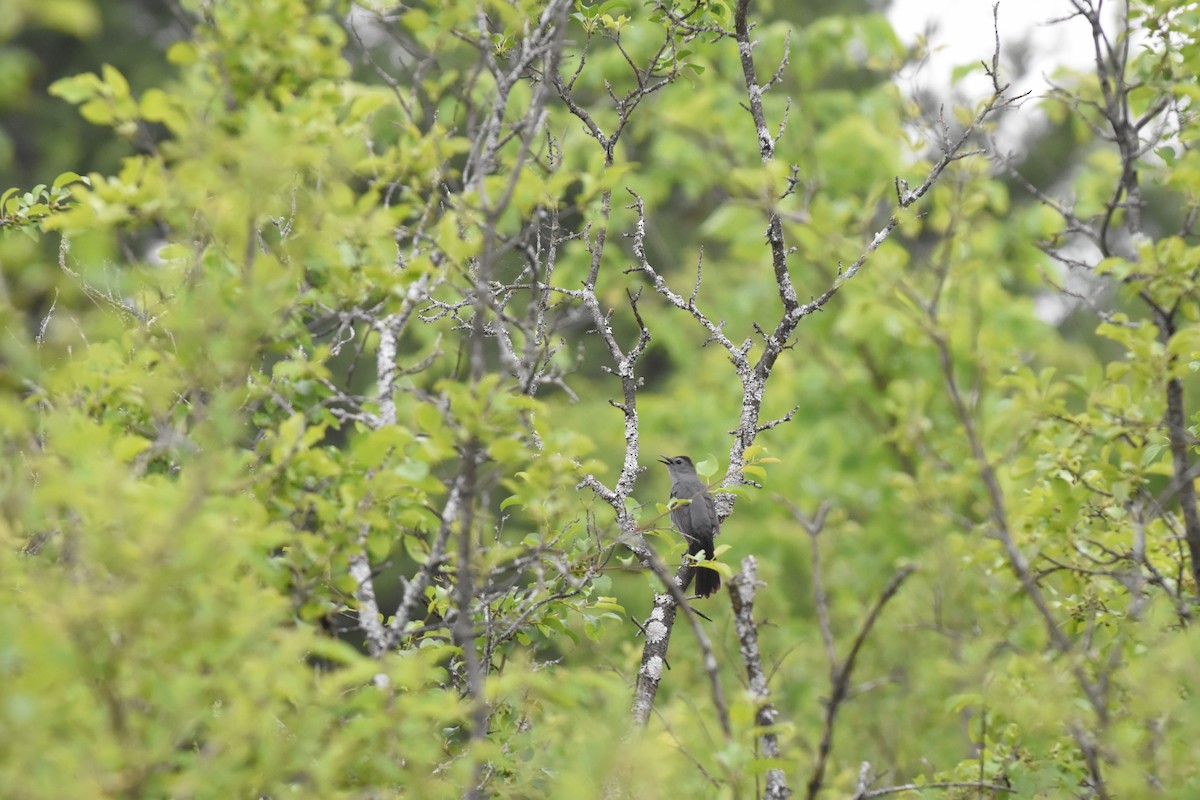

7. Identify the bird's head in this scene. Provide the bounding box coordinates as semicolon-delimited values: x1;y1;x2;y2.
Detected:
658;454;696;477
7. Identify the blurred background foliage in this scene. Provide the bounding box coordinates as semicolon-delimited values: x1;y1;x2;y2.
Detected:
3;0;1200;797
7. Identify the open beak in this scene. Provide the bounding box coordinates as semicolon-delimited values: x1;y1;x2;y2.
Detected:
657;455;672;465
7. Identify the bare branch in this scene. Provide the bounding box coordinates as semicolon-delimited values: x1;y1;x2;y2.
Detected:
806;566;916;800
783;500;837;670
729;557;791;800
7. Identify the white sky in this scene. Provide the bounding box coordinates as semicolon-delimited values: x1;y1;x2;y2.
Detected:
889;0;1115;326
888;0;1098;95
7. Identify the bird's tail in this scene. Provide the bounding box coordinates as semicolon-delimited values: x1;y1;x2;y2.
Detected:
694;564;721;598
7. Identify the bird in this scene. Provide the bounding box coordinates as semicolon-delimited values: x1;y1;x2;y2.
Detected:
658;454;721;598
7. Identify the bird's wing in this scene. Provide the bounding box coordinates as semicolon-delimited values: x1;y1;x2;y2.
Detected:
668;492;689;534
688;491;716;538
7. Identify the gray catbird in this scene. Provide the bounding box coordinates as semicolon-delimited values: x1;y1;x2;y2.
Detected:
658;455;721;598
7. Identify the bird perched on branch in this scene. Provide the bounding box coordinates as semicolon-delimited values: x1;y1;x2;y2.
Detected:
658;455;721;598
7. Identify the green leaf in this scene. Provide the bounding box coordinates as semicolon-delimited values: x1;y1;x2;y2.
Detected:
694;457;718;481
347;89;391;122
51;172;87;191
367;529;393;561
100;64;130;99
114;435;152;462
951;61;984;84
79;98;114;125
690;554;733;578
48;72;103;104
139;89;173;123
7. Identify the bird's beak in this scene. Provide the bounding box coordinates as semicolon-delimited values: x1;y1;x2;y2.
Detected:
657;454;671;465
